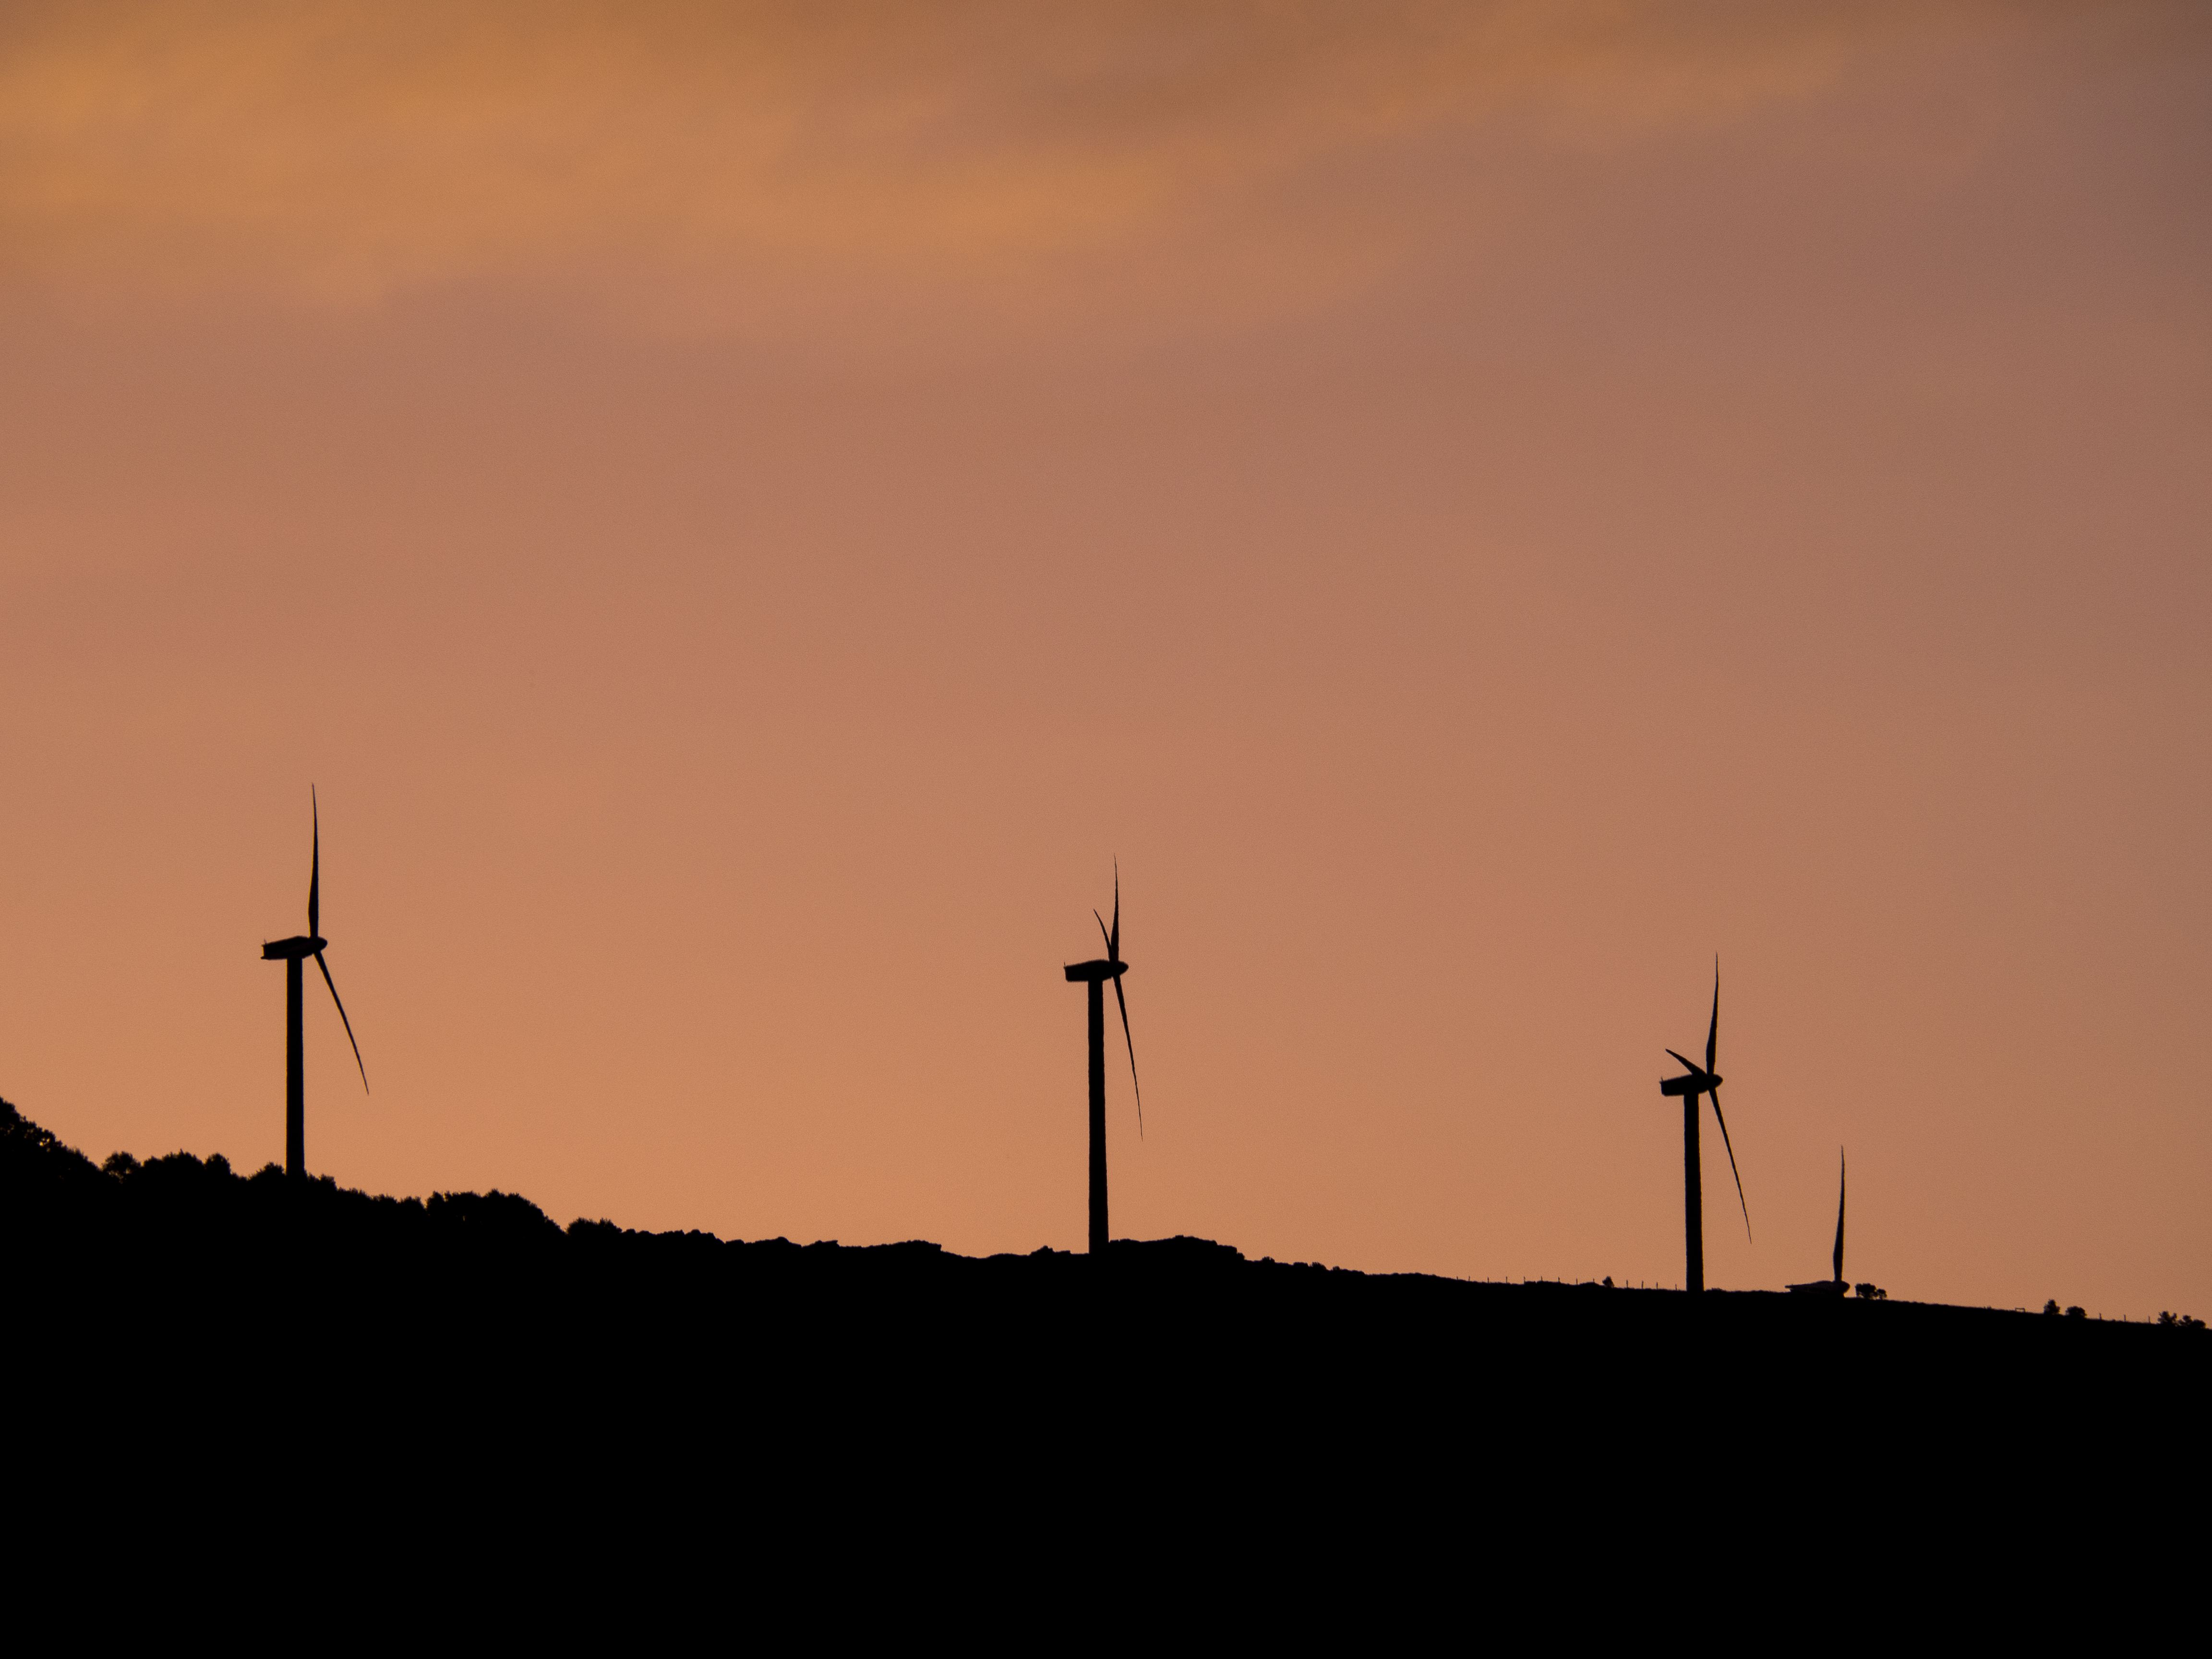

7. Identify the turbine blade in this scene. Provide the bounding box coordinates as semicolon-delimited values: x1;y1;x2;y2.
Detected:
1709;1085;1750;1243
314;950;369;1093
1110;862;1120;961
1833;1148;1846;1282
309;786;321;940
1095;909;1113;957
1111;972;1142;1137
1664;1048;1705;1079
1705;958;1719;1078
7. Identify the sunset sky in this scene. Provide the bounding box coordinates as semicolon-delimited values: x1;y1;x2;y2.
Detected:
3;0;2206;1317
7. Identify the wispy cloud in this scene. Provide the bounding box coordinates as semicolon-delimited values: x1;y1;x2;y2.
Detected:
0;1;1975;329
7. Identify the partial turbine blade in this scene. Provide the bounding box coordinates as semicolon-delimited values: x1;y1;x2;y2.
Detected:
1095;909;1113;957
1833;1148;1847;1283
1664;1048;1705;1079
309;786;321;939
1708;1085;1750;1243
314;950;369;1093
1109;861;1120;961
1111;972;1142;1137
1705;958;1719;1079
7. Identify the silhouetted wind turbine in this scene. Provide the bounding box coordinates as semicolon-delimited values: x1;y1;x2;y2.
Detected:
260;789;368;1178
1063;866;1142;1255
1659;960;1749;1294
1789;1150;1848;1297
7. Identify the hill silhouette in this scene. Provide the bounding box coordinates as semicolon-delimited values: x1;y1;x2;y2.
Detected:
6;1091;2201;1562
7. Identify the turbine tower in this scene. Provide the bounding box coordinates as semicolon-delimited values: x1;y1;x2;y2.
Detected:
1659;960;1749;1293
1063;867;1142;1255
260;789;368;1178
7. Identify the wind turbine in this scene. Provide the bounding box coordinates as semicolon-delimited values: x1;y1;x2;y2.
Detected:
1063;866;1142;1255
1789;1150;1848;1297
1659;960;1749;1294
260;789;368;1178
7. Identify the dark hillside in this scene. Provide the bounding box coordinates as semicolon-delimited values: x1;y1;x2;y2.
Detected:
4;1094;2200;1543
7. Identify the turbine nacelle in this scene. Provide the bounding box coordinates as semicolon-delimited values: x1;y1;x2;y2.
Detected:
1063;958;1128;983
261;934;328;961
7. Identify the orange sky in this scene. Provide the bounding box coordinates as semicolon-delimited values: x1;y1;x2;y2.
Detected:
3;0;2207;1316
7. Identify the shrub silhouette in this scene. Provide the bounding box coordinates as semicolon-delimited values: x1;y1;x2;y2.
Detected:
2;1095;105;1192
2066;1306;2086;1319
425;1187;563;1245
1854;1283;1887;1300
2044;1299;2060;1316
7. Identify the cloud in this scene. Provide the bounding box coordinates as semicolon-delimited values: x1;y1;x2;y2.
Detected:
0;0;1987;333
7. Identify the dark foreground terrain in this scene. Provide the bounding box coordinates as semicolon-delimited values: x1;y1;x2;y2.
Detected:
6;1094;2201;1576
